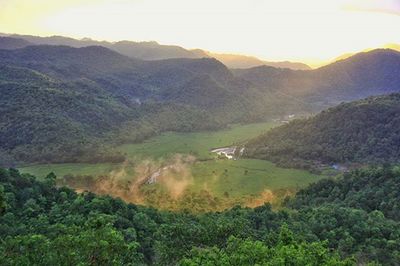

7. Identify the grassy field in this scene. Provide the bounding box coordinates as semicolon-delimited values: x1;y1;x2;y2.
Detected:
118;122;277;160
190;159;322;198
19;163;121;180
21;122;277;177
19;122;328;210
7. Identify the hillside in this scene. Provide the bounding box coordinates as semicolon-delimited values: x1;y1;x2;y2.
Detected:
288;166;400;221
2;45;400;165
234;49;400;109
0;37;32;50
1;167;399;264
0;45;234;98
111;40;209;60
245;94;400;168
3;33;312;70
0;65;132;164
329;43;400;64
206;52;311;70
5;33;207;60
0;46;239;165
0;45;287;165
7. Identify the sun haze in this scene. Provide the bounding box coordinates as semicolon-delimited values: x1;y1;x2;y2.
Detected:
1;0;399;66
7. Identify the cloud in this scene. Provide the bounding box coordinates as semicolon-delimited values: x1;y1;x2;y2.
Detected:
344;0;400;16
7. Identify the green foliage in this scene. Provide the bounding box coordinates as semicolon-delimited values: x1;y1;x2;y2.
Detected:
180;231;353;266
246;94;400;167
288;166;400;221
19;123;325;212
0;185;6;215
0;46;284;166
1;168;400;265
1;216;143;265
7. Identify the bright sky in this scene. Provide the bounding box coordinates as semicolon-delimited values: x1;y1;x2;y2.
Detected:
1;0;400;66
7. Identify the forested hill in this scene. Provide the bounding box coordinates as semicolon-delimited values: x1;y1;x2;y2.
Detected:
0;45;291;165
0;36;32;50
2;44;400;166
1;167;400;264
0;34;311;70
234;49;400;108
245;94;400;167
287;166;400;221
1;34;207;60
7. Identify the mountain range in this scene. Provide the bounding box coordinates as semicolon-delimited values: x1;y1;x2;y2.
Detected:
0;33;310;70
0;43;279;164
2;29;400;266
204;51;311;70
1;35;400;165
234;49;400;108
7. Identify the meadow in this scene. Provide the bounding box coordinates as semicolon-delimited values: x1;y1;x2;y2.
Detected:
20;122;327;210
118;122;278;160
21;122;277;177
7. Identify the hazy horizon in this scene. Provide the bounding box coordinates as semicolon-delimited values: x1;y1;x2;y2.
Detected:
1;0;400;67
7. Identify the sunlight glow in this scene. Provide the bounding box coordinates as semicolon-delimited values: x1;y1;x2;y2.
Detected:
1;0;399;66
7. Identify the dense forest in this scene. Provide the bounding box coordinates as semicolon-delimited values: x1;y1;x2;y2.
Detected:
0;64;222;165
0;45;281;165
1;38;400;166
287;166;400;221
245;94;400;169
1;167;400;265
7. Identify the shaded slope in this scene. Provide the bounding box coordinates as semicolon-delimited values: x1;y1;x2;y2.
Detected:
245;94;400;166
0;37;32;50
235;49;400;109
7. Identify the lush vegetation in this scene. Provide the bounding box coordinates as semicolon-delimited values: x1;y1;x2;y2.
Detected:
287;166;400;221
117;122;277;160
2;35;400;265
3;43;400;166
0;44;300;166
19;123;325;211
245;94;400;169
19;122;278;177
1;167;400;264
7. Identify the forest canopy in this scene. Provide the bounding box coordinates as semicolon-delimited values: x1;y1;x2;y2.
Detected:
245;94;400;168
1;167;400;265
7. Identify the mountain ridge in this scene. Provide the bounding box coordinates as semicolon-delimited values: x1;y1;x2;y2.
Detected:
0;33;310;70
1;44;400;165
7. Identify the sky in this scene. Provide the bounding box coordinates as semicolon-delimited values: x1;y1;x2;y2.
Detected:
1;0;400;66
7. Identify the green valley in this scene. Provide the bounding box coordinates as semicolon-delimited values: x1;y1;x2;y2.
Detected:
2;23;400;264
20;122;327;211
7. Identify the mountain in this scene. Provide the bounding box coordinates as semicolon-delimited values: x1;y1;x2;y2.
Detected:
0;45;279;165
0;37;32;50
2;44;400;165
3;33;311;70
329;43;400;64
0;45;234;98
206;52;311;70
0;63;145;164
234;49;400;109
245;93;400;168
384;43;400;51
5;33;207;60
262;60;311;70
111;40;209;60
